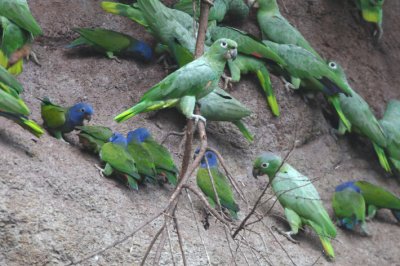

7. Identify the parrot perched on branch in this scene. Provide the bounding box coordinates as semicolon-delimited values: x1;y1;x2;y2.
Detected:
0;0;42;75
0;65;43;137
40;97;93;141
77;125;113;155
256;0;321;60
332;180;400;234
196;149;240;219
67;28;153;62
114;38;237;123
253;152;337;260
379;100;400;173
99;133;141;190
127;128;178;186
174;0;249;23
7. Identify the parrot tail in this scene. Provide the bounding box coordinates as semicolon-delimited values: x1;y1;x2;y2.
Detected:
256;68;279;116
0;50;8;68
114;99;178;123
372;143;392;173
126;175;139;190
0;112;44;137
232;120;254;142
308;220;335;260
7;59;23;76
328;95;351;132
65;37;88;49
391;210;400;222
101;2;148;27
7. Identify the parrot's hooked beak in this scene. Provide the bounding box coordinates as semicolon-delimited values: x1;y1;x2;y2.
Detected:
252;167;260;179
84;114;92;121
228;48;237;60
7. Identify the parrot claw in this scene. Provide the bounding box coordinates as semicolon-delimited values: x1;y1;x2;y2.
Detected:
28;50;41;66
201;0;214;6
191;114;207;125
94;164;105;178
272;226;299;244
221;73;233;90
280;76;296;92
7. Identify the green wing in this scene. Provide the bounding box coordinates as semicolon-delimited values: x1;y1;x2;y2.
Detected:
355;181;400;210
72;28;132;53
0;0;42;36
0;16;30;57
40;98;67;128
0;85;29;115
380;100;400;172
196;167;239;218
127;141;157;179
100;142;140;180
332;189;366;222
0;64;23;93
76;125;113;142
101;2;149;27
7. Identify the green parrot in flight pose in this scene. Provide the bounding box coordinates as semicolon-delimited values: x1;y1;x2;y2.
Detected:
127;128;178;186
0;65;43;137
99;133;141;190
379;100;400;173
356;0;384;39
174;0;249;23
255;0;321;60
0;0;42;75
77;125;113;155
40;97;93;141
114;38;237;123
253;152;337;260
67;28;153;62
332;181;400;235
196;149;240;219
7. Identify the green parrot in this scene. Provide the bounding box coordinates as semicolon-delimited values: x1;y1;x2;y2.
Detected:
332;181;369;235
356;0;384;39
0;65;43;137
226;54;279;116
253;152;337;259
99;133;141;190
67;28;153;62
114;38;237;123
380;100;400;173
39;97;94;140
127;128;178;186
325;61;390;173
256;0;321;59
197;87;254;141
76;125;113;155
196;149;240;219
333;181;400;229
174;0;249;23
0;0;42;75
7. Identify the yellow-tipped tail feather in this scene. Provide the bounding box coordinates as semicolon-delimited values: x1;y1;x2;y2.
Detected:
7;59;23;76
233;120;254;142
256;69;280;116
21;118;45;137
372;142;392;173
329;95;351;132
0;50;8;68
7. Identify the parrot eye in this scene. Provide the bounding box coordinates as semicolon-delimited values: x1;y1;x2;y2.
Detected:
80;108;85;112
220;41;228;48
261;163;269;168
328;62;337;69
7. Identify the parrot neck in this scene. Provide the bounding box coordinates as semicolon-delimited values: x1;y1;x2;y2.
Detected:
258;0;280;14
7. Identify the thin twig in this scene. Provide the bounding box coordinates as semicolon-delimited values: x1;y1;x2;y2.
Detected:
172;210;187;266
166;222;177;266
140;222;166;266
153;227;168;265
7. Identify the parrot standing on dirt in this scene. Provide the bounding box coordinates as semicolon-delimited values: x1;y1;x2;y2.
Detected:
126;130;158;182
256;0;321;59
252;152;337;260
67;28;153;62
379;100;400;173
174;0;249;23
356;0;384;39
76;125;113;154
0;65;43;136
327;61;390;173
197;87;254;141
333;181;400;230
127;128;178;186
39;97;93;140
99;133;141;190
332;181;369;235
0;0;42;75
196;149;240;219
114;38;237;123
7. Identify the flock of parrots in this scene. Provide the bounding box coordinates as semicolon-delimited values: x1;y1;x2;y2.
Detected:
0;0;397;261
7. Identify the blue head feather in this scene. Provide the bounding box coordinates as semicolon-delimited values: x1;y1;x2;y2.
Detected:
127;128;151;143
200;150;218;168
109;132;127;146
335;181;361;193
67;102;94;127
127;41;153;62
338;217;357;230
